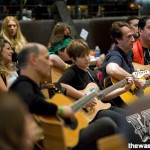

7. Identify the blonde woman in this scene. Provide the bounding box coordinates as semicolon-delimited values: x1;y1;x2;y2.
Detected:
0;39;18;92
0;16;27;61
48;22;72;48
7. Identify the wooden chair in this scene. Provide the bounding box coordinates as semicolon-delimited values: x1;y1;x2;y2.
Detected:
38;88;68;150
51;66;63;83
38;116;68;150
97;134;129;150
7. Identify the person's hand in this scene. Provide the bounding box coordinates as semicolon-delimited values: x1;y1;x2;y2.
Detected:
134;79;146;90
84;99;97;111
124;76;134;91
57;106;76;123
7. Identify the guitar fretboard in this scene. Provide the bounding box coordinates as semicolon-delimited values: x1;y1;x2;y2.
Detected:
98;78;128;99
71;91;98;112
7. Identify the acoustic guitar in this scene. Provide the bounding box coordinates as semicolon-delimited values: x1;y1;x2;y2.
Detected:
37;91;98;147
105;70;150;105
38;78;130;147
133;62;150;71
119;78;150;105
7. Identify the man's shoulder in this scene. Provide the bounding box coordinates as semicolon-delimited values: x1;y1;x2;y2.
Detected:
64;65;76;73
9;76;32;90
107;49;121;56
105;50;122;60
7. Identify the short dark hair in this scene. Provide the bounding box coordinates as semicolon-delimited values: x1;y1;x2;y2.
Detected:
126;16;139;24
110;21;132;44
138;16;150;29
17;45;39;69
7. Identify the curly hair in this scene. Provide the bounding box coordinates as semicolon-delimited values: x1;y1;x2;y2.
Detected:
0;38;13;77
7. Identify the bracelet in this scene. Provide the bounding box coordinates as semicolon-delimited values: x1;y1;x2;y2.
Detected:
58;106;64;115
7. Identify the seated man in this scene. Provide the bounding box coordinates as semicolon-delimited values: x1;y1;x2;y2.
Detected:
102;21;147;106
132;16;150;65
9;43;75;120
9;42;118;150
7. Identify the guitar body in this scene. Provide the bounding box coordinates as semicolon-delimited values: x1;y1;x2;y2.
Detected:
133;62;150;71
38;93;88;147
111;78;138;105
80;100;111;122
39;82;127;147
144;86;150;97
80;83;111;122
110;77;150;105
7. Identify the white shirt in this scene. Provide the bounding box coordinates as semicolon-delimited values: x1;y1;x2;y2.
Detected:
7;71;18;88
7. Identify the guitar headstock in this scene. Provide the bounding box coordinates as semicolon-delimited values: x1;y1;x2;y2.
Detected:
132;70;150;79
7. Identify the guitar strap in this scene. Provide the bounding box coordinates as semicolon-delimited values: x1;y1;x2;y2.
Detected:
87;70;96;83
40;82;66;98
87;70;104;90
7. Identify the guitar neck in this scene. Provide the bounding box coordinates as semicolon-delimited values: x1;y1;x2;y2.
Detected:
71;91;98;112
98;78;128;99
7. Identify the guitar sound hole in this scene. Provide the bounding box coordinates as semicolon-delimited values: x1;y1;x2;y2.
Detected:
134;88;144;97
129;88;144;97
82;107;88;113
65;118;78;130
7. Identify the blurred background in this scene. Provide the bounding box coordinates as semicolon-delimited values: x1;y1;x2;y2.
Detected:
0;0;149;20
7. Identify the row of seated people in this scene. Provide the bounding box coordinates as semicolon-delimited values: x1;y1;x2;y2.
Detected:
0;15;150;149
0;40;127;150
0;39;149;149
0;39;147;149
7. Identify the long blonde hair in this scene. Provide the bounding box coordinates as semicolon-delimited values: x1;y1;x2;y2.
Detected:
0;16;27;53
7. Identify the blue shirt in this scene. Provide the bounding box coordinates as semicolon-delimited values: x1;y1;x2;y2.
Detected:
102;45;134;80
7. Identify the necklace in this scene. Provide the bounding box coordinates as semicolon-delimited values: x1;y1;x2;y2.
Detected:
87;70;96;83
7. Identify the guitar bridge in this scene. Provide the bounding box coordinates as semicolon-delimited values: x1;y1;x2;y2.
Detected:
82;107;88;113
